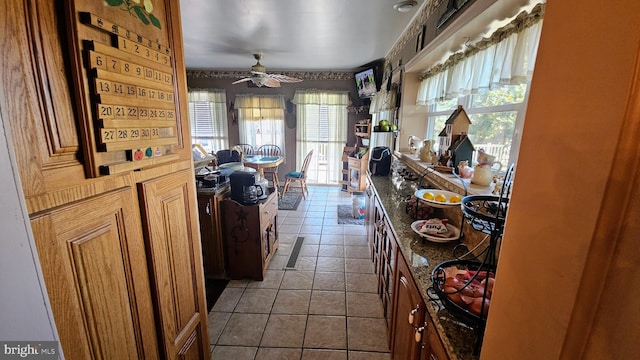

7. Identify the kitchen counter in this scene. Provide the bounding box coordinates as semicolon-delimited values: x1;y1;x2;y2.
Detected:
369;164;481;360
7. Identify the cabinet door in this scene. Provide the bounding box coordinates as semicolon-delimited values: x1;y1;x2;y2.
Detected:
138;170;209;359
197;192;226;278
420;324;449;360
30;188;159;359
391;256;424;360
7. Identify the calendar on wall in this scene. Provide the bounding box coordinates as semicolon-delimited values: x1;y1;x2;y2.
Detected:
66;0;183;177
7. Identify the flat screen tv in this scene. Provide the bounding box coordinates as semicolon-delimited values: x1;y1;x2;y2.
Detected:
355;68;377;98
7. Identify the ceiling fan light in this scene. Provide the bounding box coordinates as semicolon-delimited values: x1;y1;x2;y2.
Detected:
393;0;418;13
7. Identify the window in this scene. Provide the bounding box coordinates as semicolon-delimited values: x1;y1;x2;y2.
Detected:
188;90;229;153
293;90;349;184
234;95;286;155
426;84;528;165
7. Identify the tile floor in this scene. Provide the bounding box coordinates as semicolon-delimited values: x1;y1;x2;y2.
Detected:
208;186;391;360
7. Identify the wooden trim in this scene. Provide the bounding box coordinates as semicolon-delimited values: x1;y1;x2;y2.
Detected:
560;44;640;359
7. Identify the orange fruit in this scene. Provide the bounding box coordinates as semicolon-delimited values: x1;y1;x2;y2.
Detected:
422;192;435;200
435;194;447;202
449;195;462;203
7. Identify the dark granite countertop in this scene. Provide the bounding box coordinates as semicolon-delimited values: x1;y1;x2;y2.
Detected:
369;166;481;360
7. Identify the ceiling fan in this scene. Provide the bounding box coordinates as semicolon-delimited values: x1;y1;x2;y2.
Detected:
232;53;302;88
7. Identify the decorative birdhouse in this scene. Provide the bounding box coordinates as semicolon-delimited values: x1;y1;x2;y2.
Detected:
437;105;471;157
448;134;475;168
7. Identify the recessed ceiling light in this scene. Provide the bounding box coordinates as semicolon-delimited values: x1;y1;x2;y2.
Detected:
394;0;418;13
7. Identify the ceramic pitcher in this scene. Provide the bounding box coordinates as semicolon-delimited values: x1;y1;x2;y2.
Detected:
471;162;502;186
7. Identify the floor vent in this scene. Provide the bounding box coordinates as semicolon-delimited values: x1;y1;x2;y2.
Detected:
284;237;305;269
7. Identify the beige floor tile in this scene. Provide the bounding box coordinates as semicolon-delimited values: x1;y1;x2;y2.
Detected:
315;257;345;272
272;289;311;315
217;313;268;346
300;234;321;244
260;314;307;348
248;270;285;289
285;210;306;218
346;273;378;293
320;234;344;245
347;317;389;352
303;315;347;349
322;226;344;235
279;233;298;244
208;311;231;344
345;258;374;274
307;205;326;212
309;290;346;316
346;292;384;318
299;244;319;257
344;235;368;246
344;245;370;259
318;244;344;257
234;288;277;313
305;211;324;219
300;224;323;234
211;346;258;360
226;279;250;288
301;348;347;360
212;287;244;312
296;256;318;271
255;347;302;360
348;350;391;359
344;225;366;235
303;217;324;225
280;271;314;290
268;255;289;270
278;242;293;256
313;272;345;291
283;216;305;224
280;224;302;234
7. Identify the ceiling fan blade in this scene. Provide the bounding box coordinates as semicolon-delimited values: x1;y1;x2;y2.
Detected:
232;77;253;84
267;73;303;83
264;78;281;88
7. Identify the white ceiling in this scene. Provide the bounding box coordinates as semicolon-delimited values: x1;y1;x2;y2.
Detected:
179;0;426;71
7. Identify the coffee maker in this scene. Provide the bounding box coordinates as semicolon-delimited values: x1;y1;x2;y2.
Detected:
230;171;262;204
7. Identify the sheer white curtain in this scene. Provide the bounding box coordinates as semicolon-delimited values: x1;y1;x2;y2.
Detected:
188;90;229;153
293;90;349;184
234;95;286;154
417;6;543;105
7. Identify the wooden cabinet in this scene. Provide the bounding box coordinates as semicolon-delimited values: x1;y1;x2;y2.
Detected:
347;121;371;192
420;321;450;360
138;170;210;359
30;188;159;359
391;254;425;360
366;181;397;341
390;232;450;360
2;1;211;358
222;191;279;280
197;187;229;279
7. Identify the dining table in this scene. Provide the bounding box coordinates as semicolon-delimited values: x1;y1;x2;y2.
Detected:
242;154;285;190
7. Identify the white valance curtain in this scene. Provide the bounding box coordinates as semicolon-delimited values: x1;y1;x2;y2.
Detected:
234;94;286;152
369;87;397;114
187;89;229;152
417;3;544;105
293;90;349;184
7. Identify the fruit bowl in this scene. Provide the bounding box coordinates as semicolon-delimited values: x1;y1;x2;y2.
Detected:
431;260;496;328
414;189;463;208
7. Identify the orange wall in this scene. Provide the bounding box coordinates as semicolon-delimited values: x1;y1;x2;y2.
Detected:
482;1;640;359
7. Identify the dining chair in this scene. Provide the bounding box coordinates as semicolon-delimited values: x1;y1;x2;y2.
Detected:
282;149;314;200
257;144;283;189
235;143;254;155
216;149;241;165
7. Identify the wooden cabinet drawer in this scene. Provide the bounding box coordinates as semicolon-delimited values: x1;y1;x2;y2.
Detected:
260;192;278;225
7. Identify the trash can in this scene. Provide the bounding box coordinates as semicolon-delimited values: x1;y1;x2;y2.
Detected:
351;192;366;219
